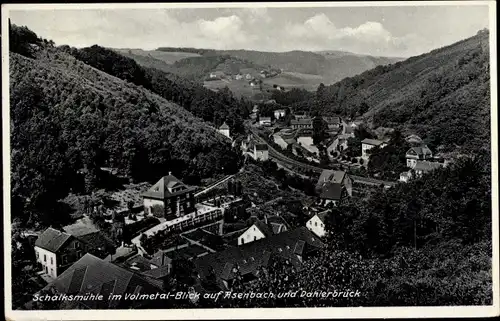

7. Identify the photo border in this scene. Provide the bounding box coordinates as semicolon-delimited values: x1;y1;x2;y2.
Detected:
2;1;498;320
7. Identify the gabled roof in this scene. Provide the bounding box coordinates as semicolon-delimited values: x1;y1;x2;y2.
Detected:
42;254;163;309
315;211;330;224
406;145;432;156
142;174;195;200
414;161;443;172
35;228;72;253
252;220;274;238
361;138;385;146
319;183;344;201
255;144;268;151
195;227;325;284
317;170;347;188
219;122;229;130
63;217;99;237
76;231;117;252
122;254;153;272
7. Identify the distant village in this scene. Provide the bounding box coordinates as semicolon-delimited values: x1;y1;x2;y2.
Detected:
23;94;451;310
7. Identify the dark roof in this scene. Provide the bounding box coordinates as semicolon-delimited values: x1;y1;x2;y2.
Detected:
77;231;117;252
150;250;173;267
407;146;432;156
319;183;344;201
42;254;164;309
255;144;268;151
122;254;154;272
414;161;443;172
252;220;274;238
142;174;196;200
361;138;385;146
315;211;329;223
219;122;229;130
35;228;72;253
195;227;325;284
316;170;347;189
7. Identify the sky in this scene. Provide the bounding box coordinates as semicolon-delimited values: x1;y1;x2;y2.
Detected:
8;4;490;58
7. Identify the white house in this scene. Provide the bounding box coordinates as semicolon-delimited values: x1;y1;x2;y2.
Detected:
34;227;87;279
253;144;269;161
259;117;272;126
238;220;274;245
218;122;231;139
306;211;329;238
361;138;387;159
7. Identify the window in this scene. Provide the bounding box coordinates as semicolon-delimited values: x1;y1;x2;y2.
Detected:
50;257;53;265
44;254;47;262
75;242;80;249
315;222;317;227
254;236;257;241
76;251;82;258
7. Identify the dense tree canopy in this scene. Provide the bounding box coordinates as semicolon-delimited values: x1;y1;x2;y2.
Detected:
314;31;490;153
10;25;243;228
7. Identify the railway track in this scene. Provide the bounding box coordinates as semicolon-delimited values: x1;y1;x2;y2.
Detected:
249;127;397;188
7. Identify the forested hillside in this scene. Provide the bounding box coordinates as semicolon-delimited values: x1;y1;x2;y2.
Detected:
9;24;242;228
315;30;491;152
60;45;250;133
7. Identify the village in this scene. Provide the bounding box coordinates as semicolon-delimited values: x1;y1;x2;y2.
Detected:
19;97;454;309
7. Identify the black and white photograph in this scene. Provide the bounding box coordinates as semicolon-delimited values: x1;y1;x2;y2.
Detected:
2;2;498;320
